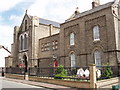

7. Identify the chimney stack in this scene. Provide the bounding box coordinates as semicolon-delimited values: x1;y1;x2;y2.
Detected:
92;0;100;8
49;24;53;36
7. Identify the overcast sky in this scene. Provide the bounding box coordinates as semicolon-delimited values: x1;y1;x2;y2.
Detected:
0;0;113;67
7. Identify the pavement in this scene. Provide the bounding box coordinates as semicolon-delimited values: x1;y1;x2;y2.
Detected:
1;77;77;90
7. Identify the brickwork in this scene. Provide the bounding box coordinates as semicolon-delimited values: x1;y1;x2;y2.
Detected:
9;1;120;68
38;34;60;67
60;4;118;67
10;13;60;68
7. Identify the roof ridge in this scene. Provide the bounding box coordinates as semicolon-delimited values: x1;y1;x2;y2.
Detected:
39;17;60;24
65;1;114;22
77;1;114;18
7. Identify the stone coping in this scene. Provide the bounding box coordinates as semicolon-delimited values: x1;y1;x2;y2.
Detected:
29;76;90;88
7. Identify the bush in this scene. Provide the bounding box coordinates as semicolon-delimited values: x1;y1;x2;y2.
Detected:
54;65;67;79
102;64;113;79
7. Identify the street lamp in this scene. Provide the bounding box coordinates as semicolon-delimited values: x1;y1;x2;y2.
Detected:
0;45;11;54
0;45;12;77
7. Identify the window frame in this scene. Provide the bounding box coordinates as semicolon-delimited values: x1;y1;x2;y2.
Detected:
70;32;75;46
25;20;27;31
24;34;27;50
94;50;102;66
93;25;100;41
52;40;58;50
19;35;23;51
70;52;76;67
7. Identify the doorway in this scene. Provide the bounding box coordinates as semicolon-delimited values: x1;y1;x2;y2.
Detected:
23;55;28;72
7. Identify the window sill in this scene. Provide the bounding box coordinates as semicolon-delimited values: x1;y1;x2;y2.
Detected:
70;44;75;46
70;45;75;48
93;39;100;43
19;49;28;53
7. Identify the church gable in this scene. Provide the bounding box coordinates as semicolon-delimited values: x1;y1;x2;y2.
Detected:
19;11;32;33
66;7;80;22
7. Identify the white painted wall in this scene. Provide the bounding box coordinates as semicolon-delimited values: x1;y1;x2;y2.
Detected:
0;48;10;67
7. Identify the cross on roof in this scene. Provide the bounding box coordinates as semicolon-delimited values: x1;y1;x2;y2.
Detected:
25;9;28;14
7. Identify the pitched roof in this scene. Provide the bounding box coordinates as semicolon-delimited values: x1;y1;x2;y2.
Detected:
39;18;60;27
65;1;114;22
78;1;113;17
66;7;80;22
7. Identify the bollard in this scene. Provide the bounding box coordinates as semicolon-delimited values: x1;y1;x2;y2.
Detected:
2;68;4;77
89;64;96;89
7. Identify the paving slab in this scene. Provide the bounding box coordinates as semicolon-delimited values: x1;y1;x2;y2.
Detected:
2;77;77;90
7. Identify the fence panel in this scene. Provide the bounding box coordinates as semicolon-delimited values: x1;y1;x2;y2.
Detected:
6;67;25;75
29;67;89;81
29;67;55;77
96;66;119;80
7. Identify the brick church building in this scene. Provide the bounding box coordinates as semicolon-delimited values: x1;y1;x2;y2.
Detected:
7;0;120;68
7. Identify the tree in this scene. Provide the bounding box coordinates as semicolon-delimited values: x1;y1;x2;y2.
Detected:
102;64;113;79
54;65;67;79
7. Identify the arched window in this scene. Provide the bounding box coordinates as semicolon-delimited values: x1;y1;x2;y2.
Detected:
93;25;100;41
20;35;23;50
24;34;27;49
70;32;75;45
25;20;27;31
94;50;102;66
70;53;76;67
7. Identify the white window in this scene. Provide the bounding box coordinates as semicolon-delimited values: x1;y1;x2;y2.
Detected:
70;33;75;45
93;25;100;41
55;41;58;44
94;51;102;66
41;43;44;48
52;40;58;50
53;41;55;45
70;53;76;67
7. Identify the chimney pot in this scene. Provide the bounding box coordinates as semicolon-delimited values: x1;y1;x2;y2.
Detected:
92;0;100;8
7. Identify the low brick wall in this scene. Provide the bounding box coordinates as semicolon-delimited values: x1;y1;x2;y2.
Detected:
29;76;90;88
97;77;119;88
5;74;24;80
5;74;90;88
5;74;119;88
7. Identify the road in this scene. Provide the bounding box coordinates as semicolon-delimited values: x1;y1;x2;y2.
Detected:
0;77;50;90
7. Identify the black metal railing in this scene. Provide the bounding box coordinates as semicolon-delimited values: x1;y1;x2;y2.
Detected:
96;66;119;80
6;67;25;75
29;67;89;81
29;67;55;77
5;66;119;81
